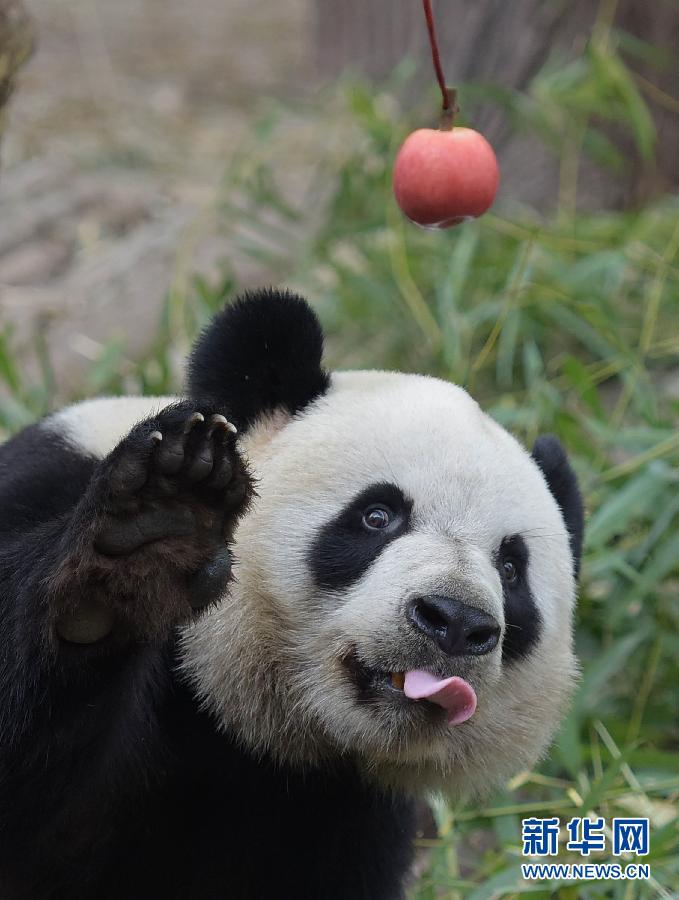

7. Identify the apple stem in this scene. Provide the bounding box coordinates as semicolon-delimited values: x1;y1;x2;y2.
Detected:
439;87;459;131
422;0;458;130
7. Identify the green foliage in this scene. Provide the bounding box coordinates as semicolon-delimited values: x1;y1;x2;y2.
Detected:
288;74;678;897
1;21;677;900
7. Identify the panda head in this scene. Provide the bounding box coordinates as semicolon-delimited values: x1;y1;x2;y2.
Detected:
181;290;584;796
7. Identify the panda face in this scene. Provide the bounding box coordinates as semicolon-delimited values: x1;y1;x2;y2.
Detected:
181;369;579;796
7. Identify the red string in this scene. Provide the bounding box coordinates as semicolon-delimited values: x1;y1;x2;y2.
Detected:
422;0;449;110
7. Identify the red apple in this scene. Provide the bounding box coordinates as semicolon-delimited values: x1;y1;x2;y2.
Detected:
393;127;500;229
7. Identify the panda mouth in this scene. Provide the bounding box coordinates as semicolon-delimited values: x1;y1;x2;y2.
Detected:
344;651;405;698
342;650;403;696
390;671;406;691
342;650;478;725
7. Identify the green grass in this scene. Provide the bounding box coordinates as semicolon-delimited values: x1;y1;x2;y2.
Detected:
1;21;678;900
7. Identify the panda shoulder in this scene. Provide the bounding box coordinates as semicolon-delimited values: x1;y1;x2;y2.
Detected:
43;395;179;459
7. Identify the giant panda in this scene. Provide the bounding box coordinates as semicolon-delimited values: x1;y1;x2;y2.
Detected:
0;289;583;900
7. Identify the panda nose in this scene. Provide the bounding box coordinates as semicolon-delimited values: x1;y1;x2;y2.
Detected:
406;595;501;657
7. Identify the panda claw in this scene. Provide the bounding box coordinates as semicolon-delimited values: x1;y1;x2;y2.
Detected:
183;411;204;432
206;414;230;439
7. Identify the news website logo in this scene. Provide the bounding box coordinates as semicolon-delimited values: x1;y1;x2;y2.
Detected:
520;816;650;883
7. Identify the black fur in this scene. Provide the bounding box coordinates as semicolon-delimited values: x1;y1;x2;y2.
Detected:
0;423;98;535
309;483;413;592
0;411;416;899
496;534;541;662
187;289;330;431
531;435;585;577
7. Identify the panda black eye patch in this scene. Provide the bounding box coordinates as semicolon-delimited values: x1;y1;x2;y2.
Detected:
495;534;542;662
309;482;413;592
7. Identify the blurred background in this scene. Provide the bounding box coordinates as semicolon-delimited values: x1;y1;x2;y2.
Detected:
0;0;677;896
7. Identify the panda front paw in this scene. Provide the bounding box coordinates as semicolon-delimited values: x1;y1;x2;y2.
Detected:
55;403;252;645
94;403;248;557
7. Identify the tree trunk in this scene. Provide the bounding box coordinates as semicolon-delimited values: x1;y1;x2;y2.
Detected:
0;0;34;143
313;0;679;209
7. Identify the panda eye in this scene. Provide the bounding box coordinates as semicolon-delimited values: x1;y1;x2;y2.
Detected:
362;506;392;531
502;559;519;584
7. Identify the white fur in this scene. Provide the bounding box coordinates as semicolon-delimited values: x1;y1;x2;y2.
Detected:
45;396;178;458
181;371;578;796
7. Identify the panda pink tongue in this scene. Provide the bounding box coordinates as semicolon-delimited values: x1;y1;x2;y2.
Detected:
403;670;477;725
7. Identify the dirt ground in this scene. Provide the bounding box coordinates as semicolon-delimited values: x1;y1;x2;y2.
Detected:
6;0;311;163
0;0;312;398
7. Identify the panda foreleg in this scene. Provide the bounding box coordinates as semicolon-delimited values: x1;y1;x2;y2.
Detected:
48;401;252;647
0;403;251;888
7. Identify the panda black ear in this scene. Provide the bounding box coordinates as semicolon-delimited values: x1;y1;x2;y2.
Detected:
531;435;585;578
186;288;330;431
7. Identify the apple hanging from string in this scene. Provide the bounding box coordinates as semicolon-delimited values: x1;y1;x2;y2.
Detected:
393;90;500;229
393;1;500;229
